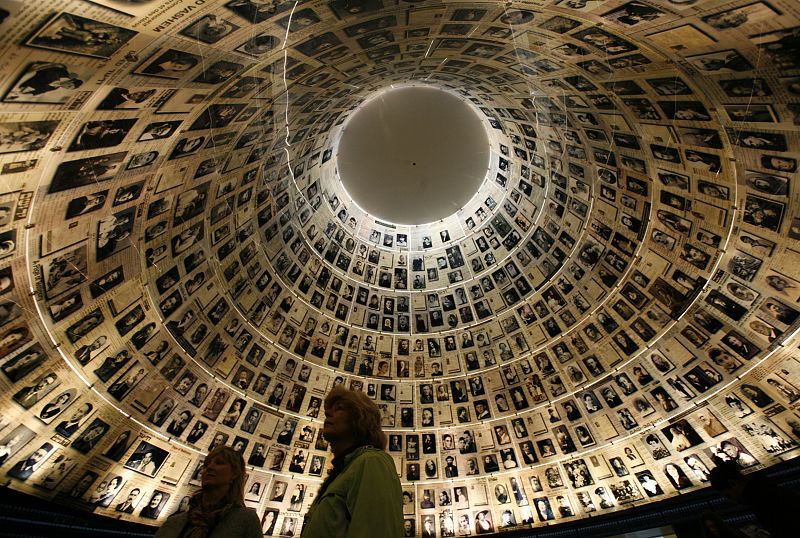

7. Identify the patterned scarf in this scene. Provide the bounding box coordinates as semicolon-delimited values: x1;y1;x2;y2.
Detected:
182;493;240;538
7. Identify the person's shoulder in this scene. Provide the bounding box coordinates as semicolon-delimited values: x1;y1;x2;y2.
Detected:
226;505;260;519
154;512;188;538
358;447;393;463
215;506;261;537
355;448;397;473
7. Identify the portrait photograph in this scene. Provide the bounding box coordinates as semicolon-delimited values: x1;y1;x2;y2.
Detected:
743;194;785;231
0;120;59;154
85;472;125;508
33;452;76;491
64;191;108;220
649;277;691;317
124;440;169;477
139;490;170;519
137;120;182;142
0;424;35;467
0;229;16;261
236;33;280;57
134;49;201;80
687;49;753;73
96;207;136;262
6;441;54;481
67;118;137;152
706;437;759;469
96;87;157;110
704;290;747;321
1;342;45;382
702;2;780;31
635;470;663;497
168;136;205;160
0;296;22;329
48;152;128;194
179;14;239;44
745;171;789;196
2;61;91;104
188;104;245;131
38;388;78;424
724;103;777;123
113;182;144;207
727;128;788;152
48;289;83;323
25;13;136;58
12;370;60;409
661;420;704;452
193;60;244;85
602;2;665;26
71;417;110;454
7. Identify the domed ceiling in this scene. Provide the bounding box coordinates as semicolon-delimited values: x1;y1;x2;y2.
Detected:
0;0;799;535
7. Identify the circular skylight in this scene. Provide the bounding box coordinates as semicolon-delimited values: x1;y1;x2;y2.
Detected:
336;85;490;225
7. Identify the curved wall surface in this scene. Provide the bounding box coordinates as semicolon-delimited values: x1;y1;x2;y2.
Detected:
0;0;799;535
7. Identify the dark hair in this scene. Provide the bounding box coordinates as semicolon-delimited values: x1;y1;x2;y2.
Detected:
324;386;387;450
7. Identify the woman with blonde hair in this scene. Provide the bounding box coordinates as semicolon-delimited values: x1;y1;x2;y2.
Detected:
156;445;260;537
301;385;403;537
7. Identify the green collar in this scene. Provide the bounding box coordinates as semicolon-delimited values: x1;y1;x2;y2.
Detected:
340;445;374;467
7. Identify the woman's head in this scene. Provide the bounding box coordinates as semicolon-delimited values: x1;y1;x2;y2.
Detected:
201;445;246;506
323;386;387;450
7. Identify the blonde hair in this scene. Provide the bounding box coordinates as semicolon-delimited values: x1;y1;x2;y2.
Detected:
181;446;248;538
202;445;246;505
324;386;387;450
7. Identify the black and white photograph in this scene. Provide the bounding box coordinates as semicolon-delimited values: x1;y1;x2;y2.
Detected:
67;119;137;152
139;490;170;519
123;440;169;478
743;194;785;231
96;87;157;110
134;49;201;79
137;121;182;142
706;437;759;468
48;152;128;194
96;207;136;261
6;442;54;481
71;417;110;454
179;14;239;44
25;13;137;59
3;62;92;104
0;120;59;154
603;2;665;27
13;370;59;409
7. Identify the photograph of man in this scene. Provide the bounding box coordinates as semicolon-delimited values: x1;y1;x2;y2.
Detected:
124;441;169;477
140;490;169;519
7;442;53;480
115;487;141;513
3;62;86;103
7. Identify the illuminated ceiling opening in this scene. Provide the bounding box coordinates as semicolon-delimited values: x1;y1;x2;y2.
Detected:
336;85;491;225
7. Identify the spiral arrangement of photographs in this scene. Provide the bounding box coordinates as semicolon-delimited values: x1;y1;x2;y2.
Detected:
0;0;799;536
